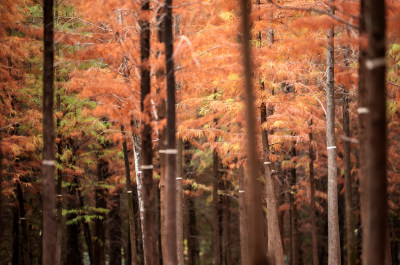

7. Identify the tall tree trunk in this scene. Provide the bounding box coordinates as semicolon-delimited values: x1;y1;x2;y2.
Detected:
223;188;232;265
122;125;138;265
139;1;158;264
290;146;299;265
65;177;83;265
363;1;388;265
357;2;369;264
239;0;268;263
309;125;319;265
260;82;284;265
176;140;184;265
109;192;122;265
42;0;57;264
213;150;221;265
343;91;356;265
131;129;144;265
12;208;19;265
94;159;108;265
238;166;249;265
17;183;30;265
77;184;94;265
325;2;341;264
187;191;198;265
164;0;178;263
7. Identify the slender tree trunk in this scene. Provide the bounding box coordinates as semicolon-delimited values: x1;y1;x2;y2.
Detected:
12;208;19;265
109;192;122;265
325;2;341;264
94;159;107;265
42;0;57;264
223;189;232;265
213;150;221;265
187;192;198;265
17;183;30;265
164;0;178;263
240;0;268;263
77;185;94;265
260;82;284;265
122;125;138;265
238;166;249;265
65;177;83;265
290;146;299;265
131;128;144;265
309;125;319;265
343;91;356;265
176;140;184;265
140;1;158;264
363;1;388;265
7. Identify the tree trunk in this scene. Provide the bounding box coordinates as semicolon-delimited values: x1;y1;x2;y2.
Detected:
325;2;341;264
164;0;178;263
238;166;249;265
65;177;83;265
309;125;319;265
176;140;184;265
77;184;94;265
213;150;221;265
290;146;299;265
260;81;284;265
94;159;108;265
42;0;57;264
223;189;232;265
239;0;268;263
109;192;122;265
140;1;158;264
12;208;19;265
17;183;30;265
122;125;138;265
363;1;388;265
187;192;198;265
343;91;356;265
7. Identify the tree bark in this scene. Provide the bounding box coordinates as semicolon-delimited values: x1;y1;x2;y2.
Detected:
12;208;19;265
42;0;57;264
325;2;341;264
140;1;158;264
65;177;83;265
289;146;299;265
77;184;94;265
363;1;388;265
109;192;122;265
176;140;184;265
239;0;268;264
260;82;284;265
343;91;356;265
122;125;138;265
164;0;178;263
213;150;221;265
94;159;108;265
238;166;249;265
223;189;232;265
17;183;30;265
309;125;319;265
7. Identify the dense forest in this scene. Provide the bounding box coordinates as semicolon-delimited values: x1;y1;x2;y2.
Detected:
0;0;399;265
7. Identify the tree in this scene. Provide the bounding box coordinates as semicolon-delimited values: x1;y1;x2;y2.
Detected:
42;1;57;265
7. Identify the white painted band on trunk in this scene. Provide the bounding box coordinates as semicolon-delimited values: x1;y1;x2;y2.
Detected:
176;177;182;180
327;146;337;150
57;194;62;197
357;107;370;114
271;170;276;173
264;162;271;165
20;217;26;220
366;57;386;70
239;190;245;193
141;165;154;170
42;160;55;166
137;171;142;174
127;190;132;194
165;149;178;154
